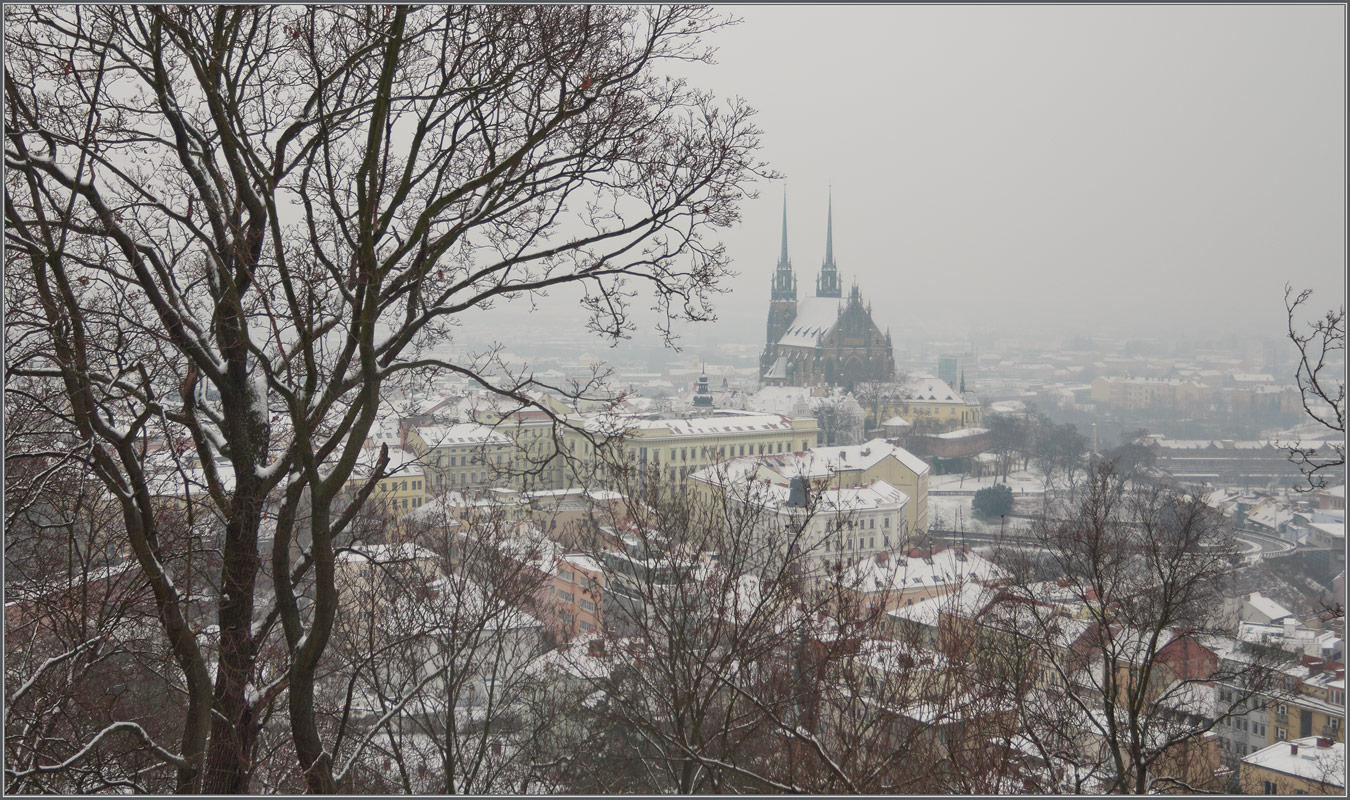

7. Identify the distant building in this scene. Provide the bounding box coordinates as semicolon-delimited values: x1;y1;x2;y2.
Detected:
1090;375;1211;412
877;375;983;435
759;192;895;389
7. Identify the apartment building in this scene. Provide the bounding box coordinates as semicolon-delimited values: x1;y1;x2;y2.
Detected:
690;437;930;538
1090;376;1211;412
406;422;515;493
586;410;821;495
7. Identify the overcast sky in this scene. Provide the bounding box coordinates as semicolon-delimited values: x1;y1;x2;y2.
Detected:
478;4;1346;357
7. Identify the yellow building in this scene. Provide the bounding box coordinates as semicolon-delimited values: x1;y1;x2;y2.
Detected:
583;411;821;495
1240;737;1345;795
876;375;982;435
691;437;930;537
345;447;430;523
405;423;514;494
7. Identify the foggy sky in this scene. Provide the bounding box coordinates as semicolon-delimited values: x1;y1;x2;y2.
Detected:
474;5;1347;357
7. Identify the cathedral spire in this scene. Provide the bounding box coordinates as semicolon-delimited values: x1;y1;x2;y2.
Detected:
772;187;796;303
816;187;841;298
824;186;834;268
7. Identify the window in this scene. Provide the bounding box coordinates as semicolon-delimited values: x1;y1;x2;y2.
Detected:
884;517;891;528
558;569;574;583
1264;780;1278;794
869;536;875;549
557;589;575;603
1276;727;1287;741
580;599;595;612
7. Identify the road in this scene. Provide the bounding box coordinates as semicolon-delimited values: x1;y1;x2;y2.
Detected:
928;527;1294;560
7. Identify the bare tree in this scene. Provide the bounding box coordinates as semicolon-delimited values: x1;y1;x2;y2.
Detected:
998;461;1290;794
1283;284;1345;491
853;376;910;436
4;5;769;791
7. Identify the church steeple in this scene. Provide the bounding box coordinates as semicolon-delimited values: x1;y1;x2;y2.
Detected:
816;188;841;298
772;188;796;302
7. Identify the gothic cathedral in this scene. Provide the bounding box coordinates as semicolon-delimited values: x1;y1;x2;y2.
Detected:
760;191;895;389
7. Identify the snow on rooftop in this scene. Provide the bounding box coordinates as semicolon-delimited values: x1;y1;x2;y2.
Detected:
1242;737;1345;788
841;547;1006;594
413;422;512;447
336;542;439;565
902;375;964;404
935;427;989;440
591;411;800;438
775;297;844;347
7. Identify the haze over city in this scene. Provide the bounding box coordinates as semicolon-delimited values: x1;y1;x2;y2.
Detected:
4;5;1345;796
466;4;1345;355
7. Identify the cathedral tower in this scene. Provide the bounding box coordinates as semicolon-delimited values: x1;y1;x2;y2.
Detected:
766;190;798;348
816;189;841;298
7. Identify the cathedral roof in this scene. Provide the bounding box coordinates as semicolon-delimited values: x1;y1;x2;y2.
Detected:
776;296;844;347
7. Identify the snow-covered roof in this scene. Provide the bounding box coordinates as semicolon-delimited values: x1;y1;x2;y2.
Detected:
413;422;512;447
763;355;788;380
841;547;1007;594
1244;592;1295;622
934;427;989;440
711;437;929;480
350;445;424;479
337;542;439;565
1243;737;1345;788
902;375;964;404
1248;502;1294;531
887;582;1000;628
745;479;910;515
775;297;844;347
630;411;799;437
881;415;911;428
1309;521;1345;540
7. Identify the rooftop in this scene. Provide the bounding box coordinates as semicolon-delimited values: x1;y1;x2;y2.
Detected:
1242;737;1345;788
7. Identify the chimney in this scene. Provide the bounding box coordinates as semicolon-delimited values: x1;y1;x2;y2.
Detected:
1290;743;1299;756
875;551;888;564
1317;737;1333;748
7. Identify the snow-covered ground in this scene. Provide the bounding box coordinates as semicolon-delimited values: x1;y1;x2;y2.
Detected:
929;470;1047;495
924;470;1046;534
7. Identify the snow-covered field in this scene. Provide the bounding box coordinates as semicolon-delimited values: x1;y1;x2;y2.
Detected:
927;494;1035;534
928;470;1047;495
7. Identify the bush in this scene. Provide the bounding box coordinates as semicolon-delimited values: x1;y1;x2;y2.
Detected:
972;484;1014;519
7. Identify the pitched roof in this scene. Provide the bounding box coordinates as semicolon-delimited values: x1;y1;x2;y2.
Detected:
775;297;843;347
